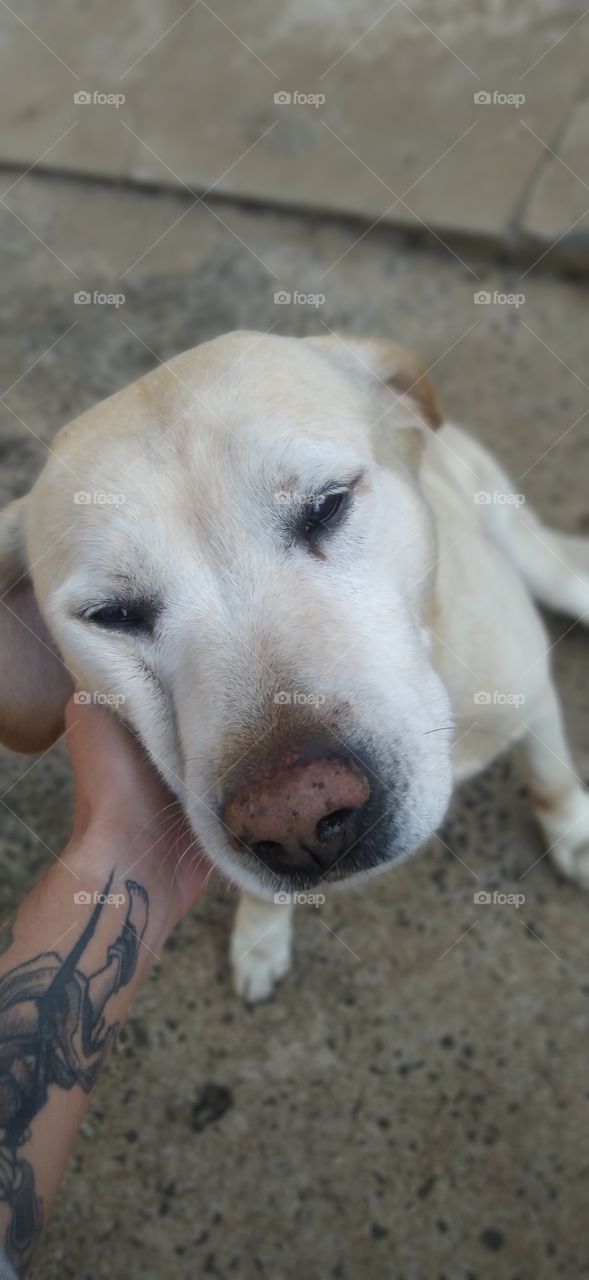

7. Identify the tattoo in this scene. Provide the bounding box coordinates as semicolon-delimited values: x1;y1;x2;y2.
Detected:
0;922;14;959
0;876;148;1274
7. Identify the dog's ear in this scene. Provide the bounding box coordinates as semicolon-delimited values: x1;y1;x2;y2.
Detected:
0;497;72;752
305;333;443;431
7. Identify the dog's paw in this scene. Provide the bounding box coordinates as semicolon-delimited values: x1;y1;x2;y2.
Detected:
231;929;292;1003
544;791;589;889
550;835;589;890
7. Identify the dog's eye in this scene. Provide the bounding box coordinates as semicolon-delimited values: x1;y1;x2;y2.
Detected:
84;602;153;633
302;490;348;537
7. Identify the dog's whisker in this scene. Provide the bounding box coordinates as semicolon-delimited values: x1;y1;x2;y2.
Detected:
126;798;185;852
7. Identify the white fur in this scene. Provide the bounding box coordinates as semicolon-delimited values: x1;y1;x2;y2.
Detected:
0;331;587;1001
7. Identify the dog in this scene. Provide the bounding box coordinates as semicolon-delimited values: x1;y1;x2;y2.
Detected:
1;331;588;1001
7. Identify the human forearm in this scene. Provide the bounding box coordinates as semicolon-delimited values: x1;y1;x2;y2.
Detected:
0;698;210;1276
0;832;170;1275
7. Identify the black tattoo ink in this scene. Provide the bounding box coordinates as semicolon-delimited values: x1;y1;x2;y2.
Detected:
0;875;148;1274
0;922;14;959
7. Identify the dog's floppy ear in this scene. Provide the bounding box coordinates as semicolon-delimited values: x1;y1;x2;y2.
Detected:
0;497;72;752
305;333;443;430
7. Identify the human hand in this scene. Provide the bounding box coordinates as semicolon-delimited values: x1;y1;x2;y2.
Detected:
63;695;213;933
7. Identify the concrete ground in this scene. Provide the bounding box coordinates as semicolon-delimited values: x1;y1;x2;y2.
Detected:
1;3;589;1276
1;2;589;263
0;164;588;1280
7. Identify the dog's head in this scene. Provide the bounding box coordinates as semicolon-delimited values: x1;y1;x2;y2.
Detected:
0;331;453;896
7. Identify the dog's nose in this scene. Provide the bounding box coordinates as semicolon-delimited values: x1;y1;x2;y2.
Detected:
223;751;371;872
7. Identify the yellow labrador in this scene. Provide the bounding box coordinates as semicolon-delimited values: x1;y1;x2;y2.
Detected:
1;331;587;1000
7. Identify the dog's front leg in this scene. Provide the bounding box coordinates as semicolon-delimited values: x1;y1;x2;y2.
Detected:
230;892;293;1002
520;683;589;888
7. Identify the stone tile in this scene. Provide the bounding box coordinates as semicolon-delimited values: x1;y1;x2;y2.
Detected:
1;2;588;244
1;170;589;1279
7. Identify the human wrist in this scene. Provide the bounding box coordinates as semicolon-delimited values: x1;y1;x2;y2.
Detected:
50;827;177;968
